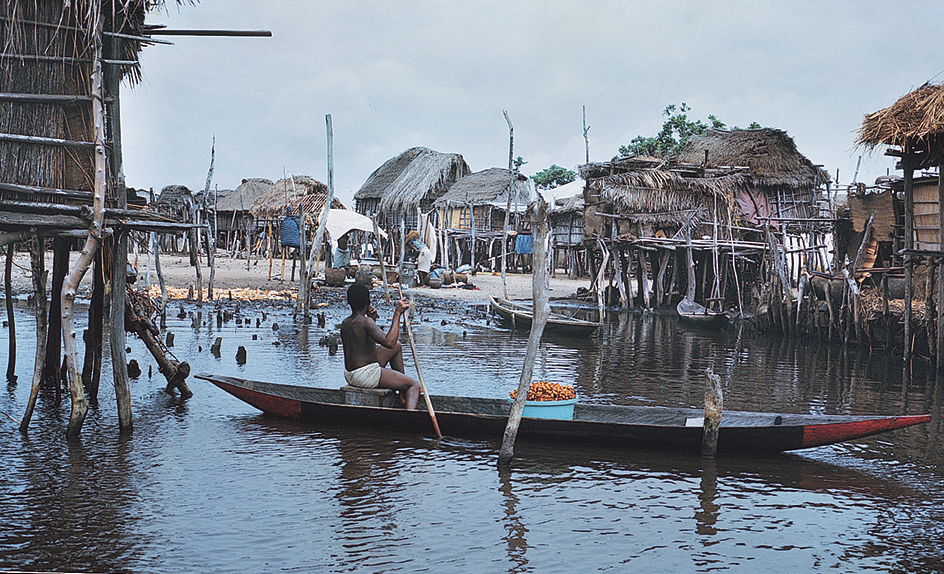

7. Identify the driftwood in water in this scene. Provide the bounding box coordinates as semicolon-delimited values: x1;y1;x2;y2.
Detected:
126;288;192;398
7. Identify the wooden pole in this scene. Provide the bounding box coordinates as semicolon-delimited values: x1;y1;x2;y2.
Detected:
701;366;723;458
62;25;107;437
938;164;944;372
82;245;105;402
295;179;308;318
373;217;392;305
303;114;337;318
500;198;550;466
19;232;47;431
501;110;514;300
202;138;216;301
399;288;441;438
4;245;16;384
852;210;876;342
42;238;68;398
904;163;914;365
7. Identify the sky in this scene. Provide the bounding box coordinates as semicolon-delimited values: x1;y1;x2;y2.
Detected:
120;1;944;208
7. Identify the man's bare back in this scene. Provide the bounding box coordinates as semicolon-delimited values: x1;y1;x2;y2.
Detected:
340;283;420;409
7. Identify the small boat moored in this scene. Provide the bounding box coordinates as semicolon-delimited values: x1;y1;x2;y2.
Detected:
489;296;602;337
677;296;728;329
197;374;931;455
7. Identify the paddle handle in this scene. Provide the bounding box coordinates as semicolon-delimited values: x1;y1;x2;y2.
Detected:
398;284;442;438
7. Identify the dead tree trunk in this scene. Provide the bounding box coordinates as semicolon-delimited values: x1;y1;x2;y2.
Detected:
500;198;549;466
126;288;192;398
61;31;106;437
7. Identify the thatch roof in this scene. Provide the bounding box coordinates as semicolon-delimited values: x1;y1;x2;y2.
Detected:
216;178;275;213
354;147;470;212
250;175;344;220
591;169;747;226
550;192;585;215
857;82;944;165
678;128;829;189
432;168;534;209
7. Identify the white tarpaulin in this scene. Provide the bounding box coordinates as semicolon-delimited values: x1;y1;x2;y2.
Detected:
325;209;388;241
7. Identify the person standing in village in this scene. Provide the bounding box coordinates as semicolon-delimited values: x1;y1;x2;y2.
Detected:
405;230;431;286
340;283;420;410
332;233;351;271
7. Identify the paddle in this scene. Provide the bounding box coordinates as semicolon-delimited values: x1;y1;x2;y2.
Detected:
398;284;442;438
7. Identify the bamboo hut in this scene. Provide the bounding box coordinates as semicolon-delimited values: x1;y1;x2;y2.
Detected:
353;146;470;268
1;0;196;437
857;81;944;366
249;175;343;261
215;178;274;253
547;181;587;277
432;168;533;270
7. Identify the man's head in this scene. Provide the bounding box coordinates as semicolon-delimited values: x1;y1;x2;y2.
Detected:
347;282;370;312
337;234;348;250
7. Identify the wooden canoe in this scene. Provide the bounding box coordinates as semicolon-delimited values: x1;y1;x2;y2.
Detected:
489;296;602;337
677;297;728;329
196;374;931;454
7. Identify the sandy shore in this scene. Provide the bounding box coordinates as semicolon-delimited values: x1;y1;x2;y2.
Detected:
5;250;591;305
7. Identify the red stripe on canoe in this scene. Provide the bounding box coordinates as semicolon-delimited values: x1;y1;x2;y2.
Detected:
802;414;930;448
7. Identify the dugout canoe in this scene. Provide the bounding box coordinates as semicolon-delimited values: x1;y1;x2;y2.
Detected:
489;296;602;337
677;297;728;329
196;374;930;454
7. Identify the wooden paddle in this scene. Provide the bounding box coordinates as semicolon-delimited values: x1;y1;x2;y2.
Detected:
398;284;442;438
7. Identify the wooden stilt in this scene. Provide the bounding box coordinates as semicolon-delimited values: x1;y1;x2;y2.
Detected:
904;165;914;365
20;232;47;432
4;246;16;384
83;245;105;403
701;366;723;458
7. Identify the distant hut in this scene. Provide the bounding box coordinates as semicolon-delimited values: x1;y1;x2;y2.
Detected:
433;168;533;269
154;185;195;252
857;81;944;365
353;147;470;261
678;128;830;227
250;175;343;258
215;178;275;252
546;180;587;277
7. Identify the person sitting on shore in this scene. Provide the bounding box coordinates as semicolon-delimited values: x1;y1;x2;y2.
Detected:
340;283;420;409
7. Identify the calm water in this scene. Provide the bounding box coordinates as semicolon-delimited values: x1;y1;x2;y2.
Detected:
1;293;942;573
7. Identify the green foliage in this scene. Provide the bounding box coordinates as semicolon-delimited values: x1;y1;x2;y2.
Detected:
617;103;760;159
513;156;527;172
532;164;576;190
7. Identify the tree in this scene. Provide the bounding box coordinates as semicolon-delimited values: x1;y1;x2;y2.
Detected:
531;164;576;190
617;103;760;159
513;156;527;172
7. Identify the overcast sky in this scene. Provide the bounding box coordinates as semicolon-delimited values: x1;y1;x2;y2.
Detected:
121;1;944;207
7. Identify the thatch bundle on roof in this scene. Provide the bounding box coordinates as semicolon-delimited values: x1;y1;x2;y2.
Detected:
433;168;533;209
250;175;342;220
679;128;829;189
355;147;470;214
155;185;194;219
216;178;275;214
857;82;944;167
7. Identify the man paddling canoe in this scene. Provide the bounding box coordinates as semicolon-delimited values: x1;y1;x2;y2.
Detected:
340;283;420;409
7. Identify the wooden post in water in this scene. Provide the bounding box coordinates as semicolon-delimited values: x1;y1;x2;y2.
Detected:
20;232;48;432
500;198;549;466
938;163;944;372
852;210;876;342
701;366;723;458
903;163;914;365
5;246;16;384
501;110;514;300
372;217;392;305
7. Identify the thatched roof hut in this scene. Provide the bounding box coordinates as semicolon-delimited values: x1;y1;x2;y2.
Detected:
156;185;195;221
679;128;829;189
579;156;748;228
354;147;470;216
433;168;534;210
216;178;275;214
250;175;343;220
857;82;944;169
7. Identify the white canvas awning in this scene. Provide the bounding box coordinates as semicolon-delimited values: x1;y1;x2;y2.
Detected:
326;209;388;240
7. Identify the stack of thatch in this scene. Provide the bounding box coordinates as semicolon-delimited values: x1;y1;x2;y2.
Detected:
250;175;343;220
216;178;275;215
857;82;944;167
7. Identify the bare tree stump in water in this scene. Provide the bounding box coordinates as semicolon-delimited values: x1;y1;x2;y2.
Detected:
701;367;723;458
126;288;192;399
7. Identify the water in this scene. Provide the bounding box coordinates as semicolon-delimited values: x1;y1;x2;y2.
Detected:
1;295;942;573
